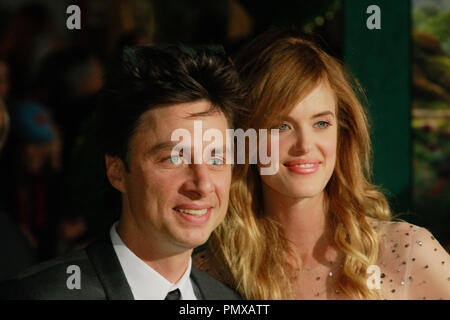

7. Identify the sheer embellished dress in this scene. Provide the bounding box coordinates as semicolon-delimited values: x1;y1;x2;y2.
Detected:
194;221;450;300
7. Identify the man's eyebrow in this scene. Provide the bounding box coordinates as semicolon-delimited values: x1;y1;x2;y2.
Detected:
184;109;221;119
147;141;181;154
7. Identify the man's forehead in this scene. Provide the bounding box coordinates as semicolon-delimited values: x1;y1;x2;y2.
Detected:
136;102;226;130
130;101;229;150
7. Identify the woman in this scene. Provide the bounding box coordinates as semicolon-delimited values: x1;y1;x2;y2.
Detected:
195;29;450;300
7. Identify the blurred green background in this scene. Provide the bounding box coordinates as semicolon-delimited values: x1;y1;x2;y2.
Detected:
410;0;450;250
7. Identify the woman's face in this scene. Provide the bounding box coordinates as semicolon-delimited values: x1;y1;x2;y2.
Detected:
259;80;338;200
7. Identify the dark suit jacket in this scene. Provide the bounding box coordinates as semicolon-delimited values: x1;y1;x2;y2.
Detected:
0;234;241;300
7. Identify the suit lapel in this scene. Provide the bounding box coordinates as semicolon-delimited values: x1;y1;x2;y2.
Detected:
191;273;204;300
86;233;134;300
190;267;233;300
190;267;211;299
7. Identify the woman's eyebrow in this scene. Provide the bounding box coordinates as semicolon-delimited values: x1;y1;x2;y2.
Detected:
282;110;335;122
311;111;335;119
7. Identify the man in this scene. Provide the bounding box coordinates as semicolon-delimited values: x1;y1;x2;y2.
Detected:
0;45;242;300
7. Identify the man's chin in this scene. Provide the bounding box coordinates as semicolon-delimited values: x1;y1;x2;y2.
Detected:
174;231;212;251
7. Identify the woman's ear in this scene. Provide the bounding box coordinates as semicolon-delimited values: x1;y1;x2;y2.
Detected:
105;155;127;194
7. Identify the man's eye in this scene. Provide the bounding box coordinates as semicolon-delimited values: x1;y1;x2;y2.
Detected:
314;121;330;129
167;155;183;165
207;157;224;165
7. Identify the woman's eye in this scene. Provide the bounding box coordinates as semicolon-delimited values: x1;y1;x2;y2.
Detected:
279;123;290;131
314;121;330;129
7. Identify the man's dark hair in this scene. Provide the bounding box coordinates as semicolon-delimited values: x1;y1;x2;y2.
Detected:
96;44;242;169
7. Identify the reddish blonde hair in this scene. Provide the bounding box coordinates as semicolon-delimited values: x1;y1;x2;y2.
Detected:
206;29;392;299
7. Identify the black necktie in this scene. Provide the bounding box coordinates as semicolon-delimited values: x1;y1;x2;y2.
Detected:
165;289;181;300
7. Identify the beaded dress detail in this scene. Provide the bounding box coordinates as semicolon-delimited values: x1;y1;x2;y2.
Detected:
194;221;450;300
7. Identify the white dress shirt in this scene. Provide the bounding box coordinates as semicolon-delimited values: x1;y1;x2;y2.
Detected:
110;222;198;300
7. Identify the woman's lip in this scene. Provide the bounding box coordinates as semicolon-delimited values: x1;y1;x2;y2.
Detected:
283;159;321;167
284;161;320;175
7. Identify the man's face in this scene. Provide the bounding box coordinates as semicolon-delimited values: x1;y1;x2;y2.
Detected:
107;100;232;255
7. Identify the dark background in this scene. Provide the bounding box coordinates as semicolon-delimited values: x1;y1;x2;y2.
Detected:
0;0;447;280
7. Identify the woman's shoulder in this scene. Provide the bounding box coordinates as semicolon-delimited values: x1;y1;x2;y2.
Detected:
372;219;443;251
368;218;415;234
367;218;435;242
372;219;450;300
373;219;439;262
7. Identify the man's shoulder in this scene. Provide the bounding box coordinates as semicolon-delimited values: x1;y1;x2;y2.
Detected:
191;267;241;300
13;248;88;279
0;247;104;299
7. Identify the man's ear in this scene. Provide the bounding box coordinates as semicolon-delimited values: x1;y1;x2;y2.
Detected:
105;155;127;194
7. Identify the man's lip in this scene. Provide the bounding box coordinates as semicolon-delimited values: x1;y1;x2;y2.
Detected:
283;159;322;167
173;207;212;224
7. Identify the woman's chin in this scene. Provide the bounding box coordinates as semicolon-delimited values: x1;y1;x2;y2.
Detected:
277;186;324;200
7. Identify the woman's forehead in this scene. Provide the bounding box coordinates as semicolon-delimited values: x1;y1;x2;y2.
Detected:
280;79;337;120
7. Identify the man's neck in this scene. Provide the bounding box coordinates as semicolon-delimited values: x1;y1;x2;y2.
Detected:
117;220;192;284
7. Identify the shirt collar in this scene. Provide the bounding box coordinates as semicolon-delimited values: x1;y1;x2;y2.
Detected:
110;221;197;300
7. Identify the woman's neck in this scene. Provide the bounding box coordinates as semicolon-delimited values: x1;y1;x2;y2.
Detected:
262;184;335;265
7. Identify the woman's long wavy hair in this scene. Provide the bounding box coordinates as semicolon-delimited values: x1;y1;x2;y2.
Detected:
206;29;392;300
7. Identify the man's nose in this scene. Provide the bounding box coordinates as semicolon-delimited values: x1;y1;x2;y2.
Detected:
180;164;214;199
